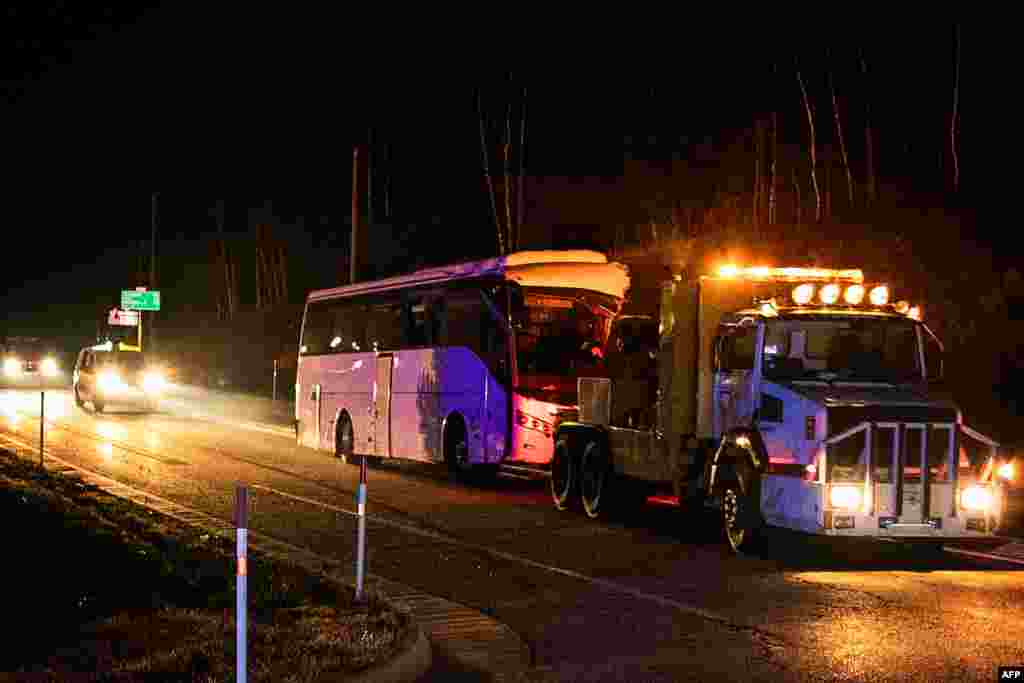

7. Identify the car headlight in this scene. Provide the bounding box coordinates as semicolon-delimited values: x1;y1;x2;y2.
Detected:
961;485;993;512
4;358;21;376
143;371;167;393
98;370;124;393
42;358;58;376
829;484;862;510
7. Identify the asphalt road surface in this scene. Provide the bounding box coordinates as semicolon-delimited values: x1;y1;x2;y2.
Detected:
2;385;1022;682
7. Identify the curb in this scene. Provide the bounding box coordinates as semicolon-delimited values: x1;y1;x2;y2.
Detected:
339;623;432;683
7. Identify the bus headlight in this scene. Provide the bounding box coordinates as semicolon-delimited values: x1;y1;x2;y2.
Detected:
143;371;167;394
960;485;993;512
830;484;862;510
98;370;124;393
42;358;58;376
4;358;21;376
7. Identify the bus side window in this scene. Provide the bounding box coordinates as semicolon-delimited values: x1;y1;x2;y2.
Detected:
403;291;441;348
443;289;483;354
300;300;333;355
365;296;403;352
330;299;366;353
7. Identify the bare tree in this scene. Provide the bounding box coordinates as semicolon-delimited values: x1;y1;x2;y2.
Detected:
517;86;527;252
769;63;778;225
504;96;513;252
828;50;855;209
793;167;803;225
859;51;877;207
796;61;822;223
477;89;504;255
951;24;961;193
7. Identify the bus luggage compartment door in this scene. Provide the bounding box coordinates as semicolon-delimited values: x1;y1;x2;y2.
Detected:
374;355;394;459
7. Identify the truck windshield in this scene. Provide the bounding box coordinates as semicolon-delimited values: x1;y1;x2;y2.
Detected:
763;317;922;383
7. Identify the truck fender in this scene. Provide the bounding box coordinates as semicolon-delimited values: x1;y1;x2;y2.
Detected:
705;428;768;493
554;422;610;457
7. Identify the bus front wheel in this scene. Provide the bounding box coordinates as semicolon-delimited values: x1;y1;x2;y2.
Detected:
336;413;360;465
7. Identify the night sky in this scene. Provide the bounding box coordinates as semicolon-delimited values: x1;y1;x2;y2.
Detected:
1;11;1014;337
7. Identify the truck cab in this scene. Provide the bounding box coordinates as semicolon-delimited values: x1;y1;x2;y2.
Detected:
553;266;1013;552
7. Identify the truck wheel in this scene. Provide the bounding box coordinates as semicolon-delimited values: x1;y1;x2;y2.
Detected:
550;437;578;511
580;440;610;519
720;463;759;554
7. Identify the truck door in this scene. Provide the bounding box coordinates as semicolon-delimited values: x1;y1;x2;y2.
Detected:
713;321;763;438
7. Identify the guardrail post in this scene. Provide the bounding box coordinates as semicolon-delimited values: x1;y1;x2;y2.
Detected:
272;359;277;402
39;391;44;467
235;485;248;683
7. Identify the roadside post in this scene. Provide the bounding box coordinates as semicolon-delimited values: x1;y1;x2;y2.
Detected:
235;485;248;683
39;391;44;467
355;456;368;602
272;359;278;402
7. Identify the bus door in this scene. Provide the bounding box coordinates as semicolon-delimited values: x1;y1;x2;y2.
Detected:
374;354;394;458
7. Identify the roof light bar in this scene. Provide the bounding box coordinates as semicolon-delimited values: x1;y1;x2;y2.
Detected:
716;265;864;283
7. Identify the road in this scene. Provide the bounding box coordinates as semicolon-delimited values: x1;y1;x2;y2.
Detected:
2;385;1023;682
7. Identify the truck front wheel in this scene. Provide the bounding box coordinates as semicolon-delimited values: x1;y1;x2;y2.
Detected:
720;462;760;554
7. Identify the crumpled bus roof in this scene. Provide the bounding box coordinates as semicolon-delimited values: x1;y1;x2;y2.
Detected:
308;250;631;302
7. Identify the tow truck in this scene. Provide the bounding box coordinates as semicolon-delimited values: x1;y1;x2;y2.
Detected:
551;265;1015;552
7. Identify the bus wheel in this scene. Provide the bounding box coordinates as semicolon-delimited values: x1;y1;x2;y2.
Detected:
445;417;471;477
336;413;360;465
550;438;578;512
580;440;610;519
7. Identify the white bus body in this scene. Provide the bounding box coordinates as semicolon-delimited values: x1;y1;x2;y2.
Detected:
295;250;628;473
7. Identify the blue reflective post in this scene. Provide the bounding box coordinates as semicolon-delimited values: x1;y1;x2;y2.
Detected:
355;456;368;602
235;485;248;683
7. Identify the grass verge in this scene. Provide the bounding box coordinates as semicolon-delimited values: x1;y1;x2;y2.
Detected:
0;449;412;681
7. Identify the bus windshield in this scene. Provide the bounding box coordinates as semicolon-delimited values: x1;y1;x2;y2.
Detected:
762;317;923;384
513;288;614;382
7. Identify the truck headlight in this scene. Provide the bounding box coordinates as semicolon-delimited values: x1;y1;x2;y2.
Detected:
960;485;993;512
4;358;21;376
830;484;862;510
143;371;166;394
997;462;1015;482
98;370;124;393
42;358;58;376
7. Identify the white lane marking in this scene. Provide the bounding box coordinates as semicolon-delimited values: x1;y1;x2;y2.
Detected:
943;546;1024;566
245;483;769;636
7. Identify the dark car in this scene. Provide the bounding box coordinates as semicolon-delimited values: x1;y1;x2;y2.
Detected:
1;337;64;387
72;343;168;413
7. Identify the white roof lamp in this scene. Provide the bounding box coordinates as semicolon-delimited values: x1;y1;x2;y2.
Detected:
505;260;631;301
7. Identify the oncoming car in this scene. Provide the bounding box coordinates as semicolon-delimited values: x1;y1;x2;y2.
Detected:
2;337;63;387
73;342;168;413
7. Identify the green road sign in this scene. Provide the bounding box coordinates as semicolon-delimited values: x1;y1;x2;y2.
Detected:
121;290;161;311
